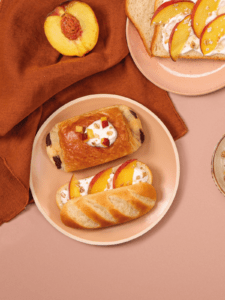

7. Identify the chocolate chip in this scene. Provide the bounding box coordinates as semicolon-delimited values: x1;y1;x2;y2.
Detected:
53;156;62;169
140;129;145;143
130;110;138;119
46;133;51;147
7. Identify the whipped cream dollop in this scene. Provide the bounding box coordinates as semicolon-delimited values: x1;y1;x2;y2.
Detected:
161;0;225;55
60;165;149;204
85;119;117;147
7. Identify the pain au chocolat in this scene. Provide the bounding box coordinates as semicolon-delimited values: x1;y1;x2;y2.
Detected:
46;105;145;172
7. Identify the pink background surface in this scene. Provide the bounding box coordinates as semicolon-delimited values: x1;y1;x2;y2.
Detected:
1;90;225;299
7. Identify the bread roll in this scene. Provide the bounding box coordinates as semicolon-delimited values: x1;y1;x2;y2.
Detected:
60;182;157;229
56;160;153;210
46;105;145;172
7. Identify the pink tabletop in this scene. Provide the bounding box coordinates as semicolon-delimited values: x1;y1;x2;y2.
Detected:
1;89;225;299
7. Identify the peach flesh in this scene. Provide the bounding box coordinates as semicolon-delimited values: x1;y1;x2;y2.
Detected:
69;174;80;199
200;13;225;55
169;15;192;61
89;167;113;194
113;159;137;189
151;0;194;25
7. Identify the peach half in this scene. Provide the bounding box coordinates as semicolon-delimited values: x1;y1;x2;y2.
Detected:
200;13;225;55
44;1;99;56
151;0;194;25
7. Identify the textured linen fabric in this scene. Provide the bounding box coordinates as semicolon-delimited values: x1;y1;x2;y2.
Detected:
0;0;187;225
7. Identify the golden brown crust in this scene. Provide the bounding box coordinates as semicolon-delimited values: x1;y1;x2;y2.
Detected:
75;200;114;228
46;105;144;172
60;182;157;229
58;107;133;171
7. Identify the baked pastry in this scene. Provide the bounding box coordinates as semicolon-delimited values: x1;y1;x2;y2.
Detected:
46;105;145;172
57;159;156;229
126;0;225;61
60;183;156;229
56;159;153;209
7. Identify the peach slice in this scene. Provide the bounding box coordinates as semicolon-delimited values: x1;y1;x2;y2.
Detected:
191;0;220;38
101;117;109;128
151;0;195;25
88;167;113;194
200;13;225;55
69;174;80;199
87;128;94;139
44;1;99;56
113;159;137;189
101;138;110;147
169;15;192;61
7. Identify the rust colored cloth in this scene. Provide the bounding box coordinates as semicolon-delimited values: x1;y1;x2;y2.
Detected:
0;0;187;225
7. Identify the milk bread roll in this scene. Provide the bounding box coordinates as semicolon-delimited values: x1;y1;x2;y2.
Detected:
60;182;157;229
56;159;156;229
56;160;153;209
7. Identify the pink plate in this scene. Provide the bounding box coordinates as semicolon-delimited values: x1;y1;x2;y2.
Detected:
126;19;225;96
211;134;225;196
30;94;180;245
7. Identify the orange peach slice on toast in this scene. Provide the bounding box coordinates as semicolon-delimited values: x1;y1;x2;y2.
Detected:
88;167;113;194
191;0;220;38
69;174;81;199
169;15;192;61
44;1;99;56
113;159;137;189
200;13;225;55
151;0;194;25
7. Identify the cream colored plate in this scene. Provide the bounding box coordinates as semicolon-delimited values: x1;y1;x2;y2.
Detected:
126;19;225;96
30;94;180;245
212;134;225;195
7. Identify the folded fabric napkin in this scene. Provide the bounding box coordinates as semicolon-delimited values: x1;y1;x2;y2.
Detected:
0;0;187;225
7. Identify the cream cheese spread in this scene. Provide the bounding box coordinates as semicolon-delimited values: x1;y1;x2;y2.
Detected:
60;165;149;204
160;0;225;56
85;119;117;147
133;167;149;184
104;173;114;191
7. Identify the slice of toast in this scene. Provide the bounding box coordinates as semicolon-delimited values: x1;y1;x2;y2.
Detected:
126;0;225;60
150;0;205;58
125;0;156;55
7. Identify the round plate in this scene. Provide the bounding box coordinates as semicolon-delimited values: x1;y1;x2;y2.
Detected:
212;134;225;196
30;94;180;245
126;18;225;96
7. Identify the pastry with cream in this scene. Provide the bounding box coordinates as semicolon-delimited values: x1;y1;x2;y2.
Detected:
46;105;145;172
